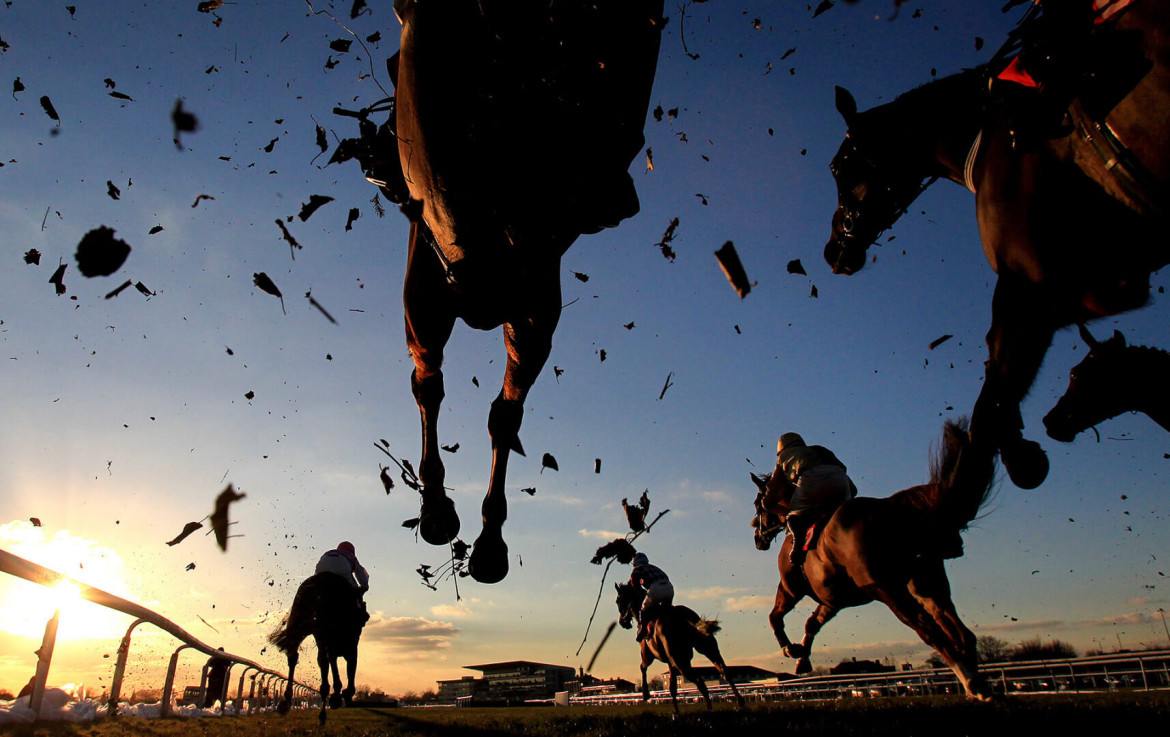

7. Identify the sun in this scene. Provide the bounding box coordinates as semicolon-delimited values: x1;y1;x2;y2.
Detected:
0;521;133;641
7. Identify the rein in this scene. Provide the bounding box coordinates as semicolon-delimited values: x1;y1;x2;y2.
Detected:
1070;100;1169;215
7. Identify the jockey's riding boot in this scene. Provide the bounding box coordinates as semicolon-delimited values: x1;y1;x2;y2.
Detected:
635;621;647;642
787;514;809;567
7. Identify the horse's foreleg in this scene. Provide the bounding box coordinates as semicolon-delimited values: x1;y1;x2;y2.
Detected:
468;290;561;584
973;272;1056;489
768;568;803;658
791;604;838;675
640;645;653;702
666;665;681;715
405;222;461;545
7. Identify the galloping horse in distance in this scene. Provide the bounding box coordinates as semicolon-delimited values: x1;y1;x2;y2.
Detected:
269;573;367;724
750;419;997;700
823;2;1170;490
614;581;746;713
388;0;664;583
1044;324;1170;441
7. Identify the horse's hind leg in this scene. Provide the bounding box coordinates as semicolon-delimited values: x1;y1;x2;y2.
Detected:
696;636;745;707
865;579;990;701
278;651;297;716
404;221;461;545
467;278;562;584
317;648;331;724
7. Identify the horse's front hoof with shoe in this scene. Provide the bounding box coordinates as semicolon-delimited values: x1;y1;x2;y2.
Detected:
277;699;291;716
467;527;509;584
419;491;460;545
999;437;1049;490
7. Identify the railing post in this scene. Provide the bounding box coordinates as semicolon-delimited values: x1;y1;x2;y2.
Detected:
29;609;61;721
160;644;194;717
234;665;255;714
218;663;234;710
246;672;260;714
1139;658;1149;691
107;618;146;718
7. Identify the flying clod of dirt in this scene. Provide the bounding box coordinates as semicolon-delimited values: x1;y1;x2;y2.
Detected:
75;226;131;277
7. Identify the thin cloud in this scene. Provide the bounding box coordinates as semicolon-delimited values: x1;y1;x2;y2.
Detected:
362;614;460;651
725;594;773;611
678;586;750;600
431;602;475;618
578;529;628;541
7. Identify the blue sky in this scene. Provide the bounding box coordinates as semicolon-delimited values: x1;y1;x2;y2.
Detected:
2;1;1169;697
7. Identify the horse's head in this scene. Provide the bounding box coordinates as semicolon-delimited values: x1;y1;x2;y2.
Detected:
614;581;644;630
750;470;788;551
825;86;928;276
1043;325;1129;442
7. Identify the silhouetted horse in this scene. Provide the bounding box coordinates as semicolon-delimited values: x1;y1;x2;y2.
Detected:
391;0;664;583
824;3;1170;489
750;420;997;700
615;581;745;713
269;573;366;724
1044;325;1170;441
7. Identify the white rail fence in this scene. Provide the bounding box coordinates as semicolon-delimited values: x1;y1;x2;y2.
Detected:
0;548;317;720
569;649;1170;706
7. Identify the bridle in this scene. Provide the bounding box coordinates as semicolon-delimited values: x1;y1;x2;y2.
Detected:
751;474;788;549
829;133;939;245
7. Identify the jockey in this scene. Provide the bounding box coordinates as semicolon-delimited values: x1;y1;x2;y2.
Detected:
629;552;674;642
774;433;857;567
316;542;370;621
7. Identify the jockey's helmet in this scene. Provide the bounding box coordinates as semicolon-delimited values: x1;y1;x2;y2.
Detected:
777;432;806;454
338;541;356;555
633;552;649;567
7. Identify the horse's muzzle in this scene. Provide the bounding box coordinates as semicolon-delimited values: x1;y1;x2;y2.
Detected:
825;236;865;276
754;533;772;552
1041;407;1080;443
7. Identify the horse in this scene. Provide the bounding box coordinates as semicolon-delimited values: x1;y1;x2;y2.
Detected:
269;573;366;724
388;0;665;583
823;2;1170;490
614;581;746;713
749;419;997;700
1043;324;1170;441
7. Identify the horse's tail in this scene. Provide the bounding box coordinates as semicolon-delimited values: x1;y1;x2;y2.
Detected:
268;576;318;655
693;618;721;637
929;417;996;531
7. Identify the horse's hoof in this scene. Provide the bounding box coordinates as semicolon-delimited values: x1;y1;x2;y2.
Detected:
1000;438;1049;490
784;643;807;659
329;693;343;710
318;710;327;725
277;700;291;716
419;492;460;545
795;658;812;675
468;530;508;583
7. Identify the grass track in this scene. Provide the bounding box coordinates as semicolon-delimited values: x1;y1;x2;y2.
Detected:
5;692;1170;737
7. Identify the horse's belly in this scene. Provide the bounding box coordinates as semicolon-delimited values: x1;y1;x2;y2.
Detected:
397;0;664;256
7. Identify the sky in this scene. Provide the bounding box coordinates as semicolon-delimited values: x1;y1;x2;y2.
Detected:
2;0;1170;699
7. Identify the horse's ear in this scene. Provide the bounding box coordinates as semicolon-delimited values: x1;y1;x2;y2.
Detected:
750;471;768;493
1078;323;1099;349
835;86;858;126
1111;329;1126;347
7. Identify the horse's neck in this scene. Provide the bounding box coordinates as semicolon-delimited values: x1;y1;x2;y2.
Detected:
868;71;988;187
1108;346;1170;430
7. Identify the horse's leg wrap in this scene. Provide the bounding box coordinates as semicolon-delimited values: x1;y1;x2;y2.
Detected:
487;394;525;456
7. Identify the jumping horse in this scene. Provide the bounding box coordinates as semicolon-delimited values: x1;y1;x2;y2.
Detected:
389;0;664;583
614;581;746;712
1044;324;1170;440
269;573;366;724
750;419;997;700
824;2;1170;489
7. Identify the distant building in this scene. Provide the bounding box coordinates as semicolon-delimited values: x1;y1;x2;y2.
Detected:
437;661;577;703
436;676;485;703
830;658;896;675
672;665;776;688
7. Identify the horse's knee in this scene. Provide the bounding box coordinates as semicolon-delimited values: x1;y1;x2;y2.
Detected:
411;368;444;408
